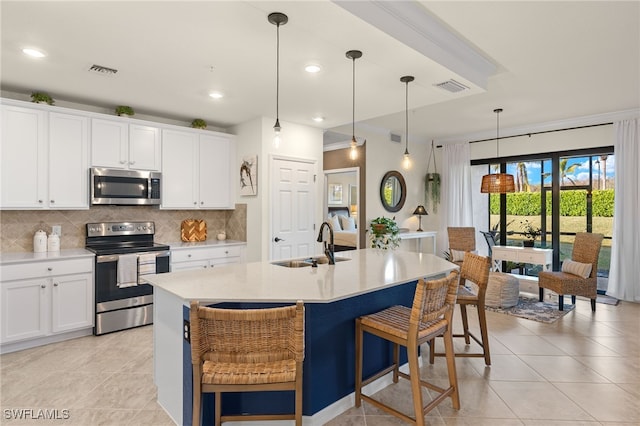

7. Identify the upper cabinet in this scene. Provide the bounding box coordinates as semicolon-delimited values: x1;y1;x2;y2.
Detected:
91;118;160;171
1;105;89;209
161;129;235;209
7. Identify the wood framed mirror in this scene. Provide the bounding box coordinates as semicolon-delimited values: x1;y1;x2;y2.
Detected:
380;170;406;213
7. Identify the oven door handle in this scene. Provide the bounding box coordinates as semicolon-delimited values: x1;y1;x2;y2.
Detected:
96;251;170;263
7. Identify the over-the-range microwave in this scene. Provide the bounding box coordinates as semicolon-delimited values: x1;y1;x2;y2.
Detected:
90;168;161;206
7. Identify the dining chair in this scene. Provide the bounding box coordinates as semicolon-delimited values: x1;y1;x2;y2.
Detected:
190;301;305;426
447;227;476;267
355;271;461;426
538;232;604;311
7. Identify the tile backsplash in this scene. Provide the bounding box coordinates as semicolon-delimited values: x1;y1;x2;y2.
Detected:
0;204;247;252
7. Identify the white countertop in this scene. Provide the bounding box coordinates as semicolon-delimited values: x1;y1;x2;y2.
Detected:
143;249;457;304
164;240;246;250
0;248;95;265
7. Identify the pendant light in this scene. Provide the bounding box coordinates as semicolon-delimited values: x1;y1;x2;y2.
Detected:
480;108;515;193
346;50;362;160
268;12;288;149
400;75;414;170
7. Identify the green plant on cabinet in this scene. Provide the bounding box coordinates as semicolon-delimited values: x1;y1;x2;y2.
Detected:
115;105;135;116
30;92;54;105
191;118;207;129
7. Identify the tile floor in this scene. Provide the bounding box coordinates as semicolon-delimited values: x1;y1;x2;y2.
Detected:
1;296;639;425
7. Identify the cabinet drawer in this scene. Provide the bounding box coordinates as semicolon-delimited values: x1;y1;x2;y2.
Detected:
171;246;242;263
518;251;546;263
1;258;93;282
492;249;518;262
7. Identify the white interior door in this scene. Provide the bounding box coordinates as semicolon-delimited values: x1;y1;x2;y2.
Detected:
271;157;316;261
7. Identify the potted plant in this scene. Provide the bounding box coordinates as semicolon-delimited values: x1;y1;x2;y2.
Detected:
520;219;541;247
369;217;401;250
191;118;207;129
115;105;135;117
30;92;54;105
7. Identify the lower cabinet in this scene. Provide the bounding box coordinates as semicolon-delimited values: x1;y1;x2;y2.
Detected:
0;258;93;347
170;244;245;271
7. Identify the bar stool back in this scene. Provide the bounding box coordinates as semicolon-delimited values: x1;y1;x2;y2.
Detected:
189;301;305;426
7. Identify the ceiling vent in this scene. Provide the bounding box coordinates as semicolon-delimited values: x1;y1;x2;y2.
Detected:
88;64;118;76
390;132;402;143
434;79;469;93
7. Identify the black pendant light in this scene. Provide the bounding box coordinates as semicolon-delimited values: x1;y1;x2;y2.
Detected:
480;108;515;193
268;12;288;148
346;50;362;160
400;75;414;170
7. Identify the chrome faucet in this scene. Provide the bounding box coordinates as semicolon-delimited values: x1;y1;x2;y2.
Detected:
317;222;335;265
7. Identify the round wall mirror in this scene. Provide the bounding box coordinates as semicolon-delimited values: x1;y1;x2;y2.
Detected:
380;170;406;212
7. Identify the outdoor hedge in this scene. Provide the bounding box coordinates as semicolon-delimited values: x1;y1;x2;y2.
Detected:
489;189;613;217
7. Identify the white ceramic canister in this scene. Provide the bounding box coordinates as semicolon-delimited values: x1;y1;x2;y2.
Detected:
47;233;60;252
217;232;226;241
33;230;48;253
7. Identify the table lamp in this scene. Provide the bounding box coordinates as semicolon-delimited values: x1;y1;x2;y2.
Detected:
412;205;428;231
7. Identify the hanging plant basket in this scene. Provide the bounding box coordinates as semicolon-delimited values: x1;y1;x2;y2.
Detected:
424;141;441;213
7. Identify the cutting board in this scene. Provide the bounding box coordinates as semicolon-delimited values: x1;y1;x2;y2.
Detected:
181;219;207;242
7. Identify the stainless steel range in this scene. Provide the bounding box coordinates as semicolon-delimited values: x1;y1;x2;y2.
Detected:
85;221;170;335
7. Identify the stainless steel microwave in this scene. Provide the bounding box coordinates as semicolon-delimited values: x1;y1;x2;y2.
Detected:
90;168;161;206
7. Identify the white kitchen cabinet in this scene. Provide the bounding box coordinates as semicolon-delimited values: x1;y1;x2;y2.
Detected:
0;257;94;348
48;112;90;208
1;278;48;342
170;244;245;272
0;105;89;209
161;129;235;209
91;118;161;171
1;105;47;208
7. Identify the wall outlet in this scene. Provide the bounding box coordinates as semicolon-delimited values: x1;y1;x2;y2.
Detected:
52;225;62;236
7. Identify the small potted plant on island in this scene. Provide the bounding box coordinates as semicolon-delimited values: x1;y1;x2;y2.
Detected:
191;118;207;129
369;217;401;250
115;105;135;117
30;92;54;105
520;219;541;247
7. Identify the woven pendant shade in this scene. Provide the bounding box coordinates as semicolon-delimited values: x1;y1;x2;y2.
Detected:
480;108;515;194
480;173;515;193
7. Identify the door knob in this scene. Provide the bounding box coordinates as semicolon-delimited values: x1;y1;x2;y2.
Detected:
274;237;285;242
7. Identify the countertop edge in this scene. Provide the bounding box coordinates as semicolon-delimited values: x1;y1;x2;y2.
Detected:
0;249;95;265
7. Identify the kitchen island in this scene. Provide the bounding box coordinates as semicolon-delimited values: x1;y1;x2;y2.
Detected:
145;249;457;425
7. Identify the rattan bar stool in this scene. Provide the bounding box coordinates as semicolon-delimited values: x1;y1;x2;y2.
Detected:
355;271;460;426
430;252;492;365
189;301;305;426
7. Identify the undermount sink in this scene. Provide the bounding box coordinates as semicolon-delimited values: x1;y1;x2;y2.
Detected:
271;256;351;268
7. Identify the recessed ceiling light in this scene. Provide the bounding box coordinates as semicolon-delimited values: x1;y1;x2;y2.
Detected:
305;64;321;73
312;116;324;123
209;92;224;99
22;48;46;58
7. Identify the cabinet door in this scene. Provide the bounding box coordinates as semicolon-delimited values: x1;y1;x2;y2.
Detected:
1;279;48;343
171;260;210;271
51;273;93;333
129;124;160;171
161;130;198;208
91;118;128;168
48;112;90;209
1;106;47;208
199;135;234;209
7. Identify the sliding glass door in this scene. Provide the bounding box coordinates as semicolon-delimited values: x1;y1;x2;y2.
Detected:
485;149;614;292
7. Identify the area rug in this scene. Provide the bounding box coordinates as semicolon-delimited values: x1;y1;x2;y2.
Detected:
485;297;575;323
